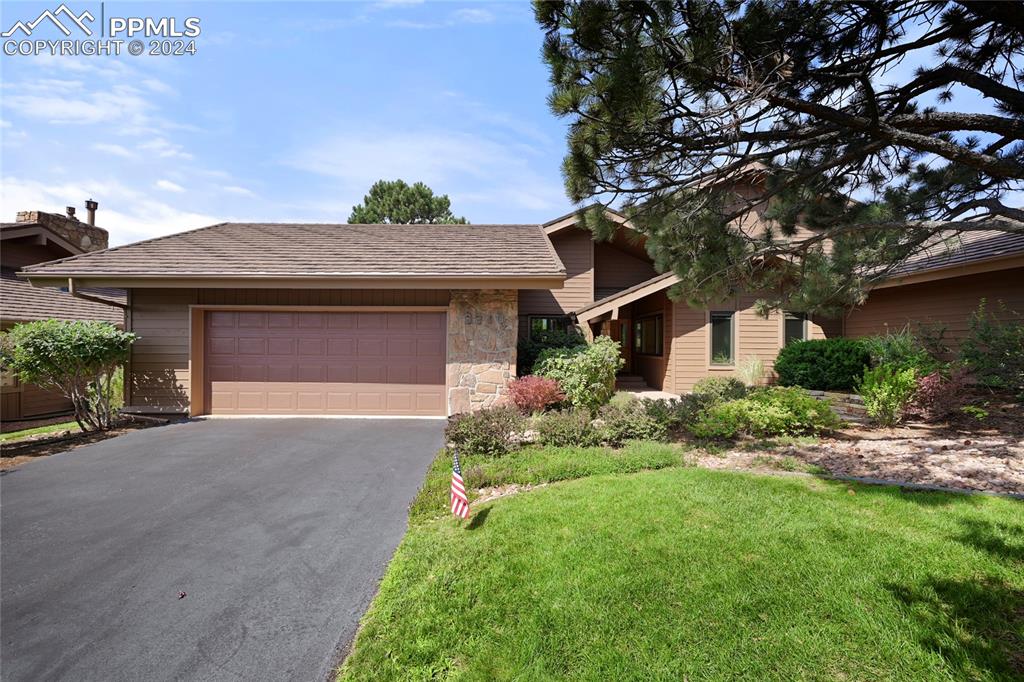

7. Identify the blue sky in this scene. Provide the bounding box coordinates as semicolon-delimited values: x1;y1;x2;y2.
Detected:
1;1;572;245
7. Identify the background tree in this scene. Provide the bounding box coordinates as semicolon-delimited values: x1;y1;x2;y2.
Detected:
0;320;136;432
536;0;1023;314
348;179;468;224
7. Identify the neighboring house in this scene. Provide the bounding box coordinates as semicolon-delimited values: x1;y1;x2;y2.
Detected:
2;206;125;421
18;210;1023;417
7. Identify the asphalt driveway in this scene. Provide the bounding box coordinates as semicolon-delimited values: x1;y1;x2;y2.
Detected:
1;418;443;681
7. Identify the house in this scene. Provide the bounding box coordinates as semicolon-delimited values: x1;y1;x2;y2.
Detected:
2;205;126;421
18;211;1023;418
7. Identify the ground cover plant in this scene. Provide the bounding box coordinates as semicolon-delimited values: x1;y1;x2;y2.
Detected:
341;468;1024;680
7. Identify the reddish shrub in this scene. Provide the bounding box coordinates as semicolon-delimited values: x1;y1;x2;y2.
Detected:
508;375;564;414
909;368;968;422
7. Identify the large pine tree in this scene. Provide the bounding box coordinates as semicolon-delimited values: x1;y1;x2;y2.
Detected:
536;0;1023;313
348;179;467;224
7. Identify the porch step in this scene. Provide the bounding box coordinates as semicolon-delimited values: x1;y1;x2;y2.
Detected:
615;375;653;391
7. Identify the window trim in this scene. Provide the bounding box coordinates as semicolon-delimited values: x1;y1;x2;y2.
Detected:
707;310;736;368
782;311;809;347
633;313;664;357
528;315;570;339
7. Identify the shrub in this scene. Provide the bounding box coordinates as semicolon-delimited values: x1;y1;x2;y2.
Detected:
0;320;136;431
774;338;870;390
862;326;943;374
642;394;710;431
534;335;624;412
857;366;917;427
689;387;841;439
692;376;747;403
444;406;524;457
597;400;669;446
907;368;968;422
517;328;585;375
959;299;1024;396
535;410;603;447
961;404;989;421
607;391;637;408
508;375;564;414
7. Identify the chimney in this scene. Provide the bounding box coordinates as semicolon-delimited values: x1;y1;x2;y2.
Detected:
85;199;98;226
66;206;78;220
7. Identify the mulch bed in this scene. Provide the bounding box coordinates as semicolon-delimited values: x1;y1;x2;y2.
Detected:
0;416;176;471
697;393;1024;495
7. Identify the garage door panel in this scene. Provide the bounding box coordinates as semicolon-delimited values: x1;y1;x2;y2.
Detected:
205;311;446;416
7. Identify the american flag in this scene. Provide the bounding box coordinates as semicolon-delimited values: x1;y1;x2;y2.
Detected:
450;450;470;519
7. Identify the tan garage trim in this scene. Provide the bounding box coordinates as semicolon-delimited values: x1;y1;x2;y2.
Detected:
188;305;448;417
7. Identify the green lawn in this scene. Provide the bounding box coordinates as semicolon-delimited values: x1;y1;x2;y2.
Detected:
341;461;1023;680
0;420;80;443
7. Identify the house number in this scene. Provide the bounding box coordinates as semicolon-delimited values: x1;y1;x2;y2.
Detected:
465;312;506;326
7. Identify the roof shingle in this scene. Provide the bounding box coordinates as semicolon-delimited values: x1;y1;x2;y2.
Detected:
21;223;566;279
1;269;124;324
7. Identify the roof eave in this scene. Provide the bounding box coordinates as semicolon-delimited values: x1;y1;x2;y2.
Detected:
873;252;1024;289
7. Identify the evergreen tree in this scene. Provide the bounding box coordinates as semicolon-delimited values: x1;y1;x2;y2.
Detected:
536;0;1023;314
348;179;467;224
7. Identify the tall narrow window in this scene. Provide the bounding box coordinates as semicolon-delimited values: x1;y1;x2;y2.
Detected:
530;316;569;339
784;312;807;346
633;315;663;356
709;312;734;365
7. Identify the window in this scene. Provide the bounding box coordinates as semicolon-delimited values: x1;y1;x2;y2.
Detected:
709;311;734;365
633;315;663;356
784;312;807;346
530;316;569;338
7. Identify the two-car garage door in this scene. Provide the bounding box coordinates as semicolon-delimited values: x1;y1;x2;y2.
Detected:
204;310;446;416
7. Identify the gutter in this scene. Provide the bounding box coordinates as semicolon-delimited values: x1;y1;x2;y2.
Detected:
68;277;128;310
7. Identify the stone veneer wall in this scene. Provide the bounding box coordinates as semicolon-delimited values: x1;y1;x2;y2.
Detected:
16;211;109;252
447;289;518;414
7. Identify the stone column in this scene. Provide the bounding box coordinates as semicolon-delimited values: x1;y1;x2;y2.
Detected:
446;289;518;414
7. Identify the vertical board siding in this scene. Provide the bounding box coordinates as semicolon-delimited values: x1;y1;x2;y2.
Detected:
845;268;1024;353
128;288;452;412
519;230;594;316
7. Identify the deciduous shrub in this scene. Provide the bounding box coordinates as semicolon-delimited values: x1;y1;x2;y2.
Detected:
518;328;585;375
507;375;564;414
642;394;710;431
908;368;967;422
534;335;623;412
862;326;943;374
689;387;841;439
857;366;917;427
444;406;524;457
0;320;136;431
774;338;870;390
597;400;668;446
959;299;1024;396
535;410;603;447
692;376;747;403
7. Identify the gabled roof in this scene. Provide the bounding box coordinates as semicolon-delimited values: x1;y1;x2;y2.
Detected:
20;222;567;289
1;268;123;325
889;229;1024;277
543;205;633;236
574;272;679;323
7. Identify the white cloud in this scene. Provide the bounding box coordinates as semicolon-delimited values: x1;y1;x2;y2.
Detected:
93;143;136;159
142;78;175;95
0;119;10;128
155;179;185;193
451;8;494;24
3;81;151;126
138;138;193;160
222;185;256;197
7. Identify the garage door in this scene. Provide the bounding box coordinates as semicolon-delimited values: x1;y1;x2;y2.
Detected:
204;311;446;416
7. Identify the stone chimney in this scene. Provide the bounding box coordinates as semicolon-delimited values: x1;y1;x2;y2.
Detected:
15;205;109;252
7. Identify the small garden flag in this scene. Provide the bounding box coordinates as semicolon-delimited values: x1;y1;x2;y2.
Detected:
450;450;470;519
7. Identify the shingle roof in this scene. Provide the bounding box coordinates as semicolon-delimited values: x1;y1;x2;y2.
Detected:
1;268;124;324
891;229;1024;276
20;223;566;279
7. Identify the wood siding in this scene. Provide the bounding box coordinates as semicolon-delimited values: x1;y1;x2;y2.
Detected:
630;291;672;390
593;243;656;299
128;288;451;412
519;230;593;316
845;267;1024;353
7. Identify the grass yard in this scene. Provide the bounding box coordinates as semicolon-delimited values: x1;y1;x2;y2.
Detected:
0;420;80;443
341;464;1023;681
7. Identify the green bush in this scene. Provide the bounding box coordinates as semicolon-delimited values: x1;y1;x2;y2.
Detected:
597;400;669;446
0;320;136;431
689;387;842;439
691;376;747;403
774;338;870;390
862;326;943;375
642;394;711;430
959;299;1024;396
535;410;603;447
517;328;585;375
534;335;624;412
445;406;524;457
857;366;917;427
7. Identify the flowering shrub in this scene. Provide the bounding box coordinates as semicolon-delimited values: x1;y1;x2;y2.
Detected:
907;368;968;422
508;375;564;414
